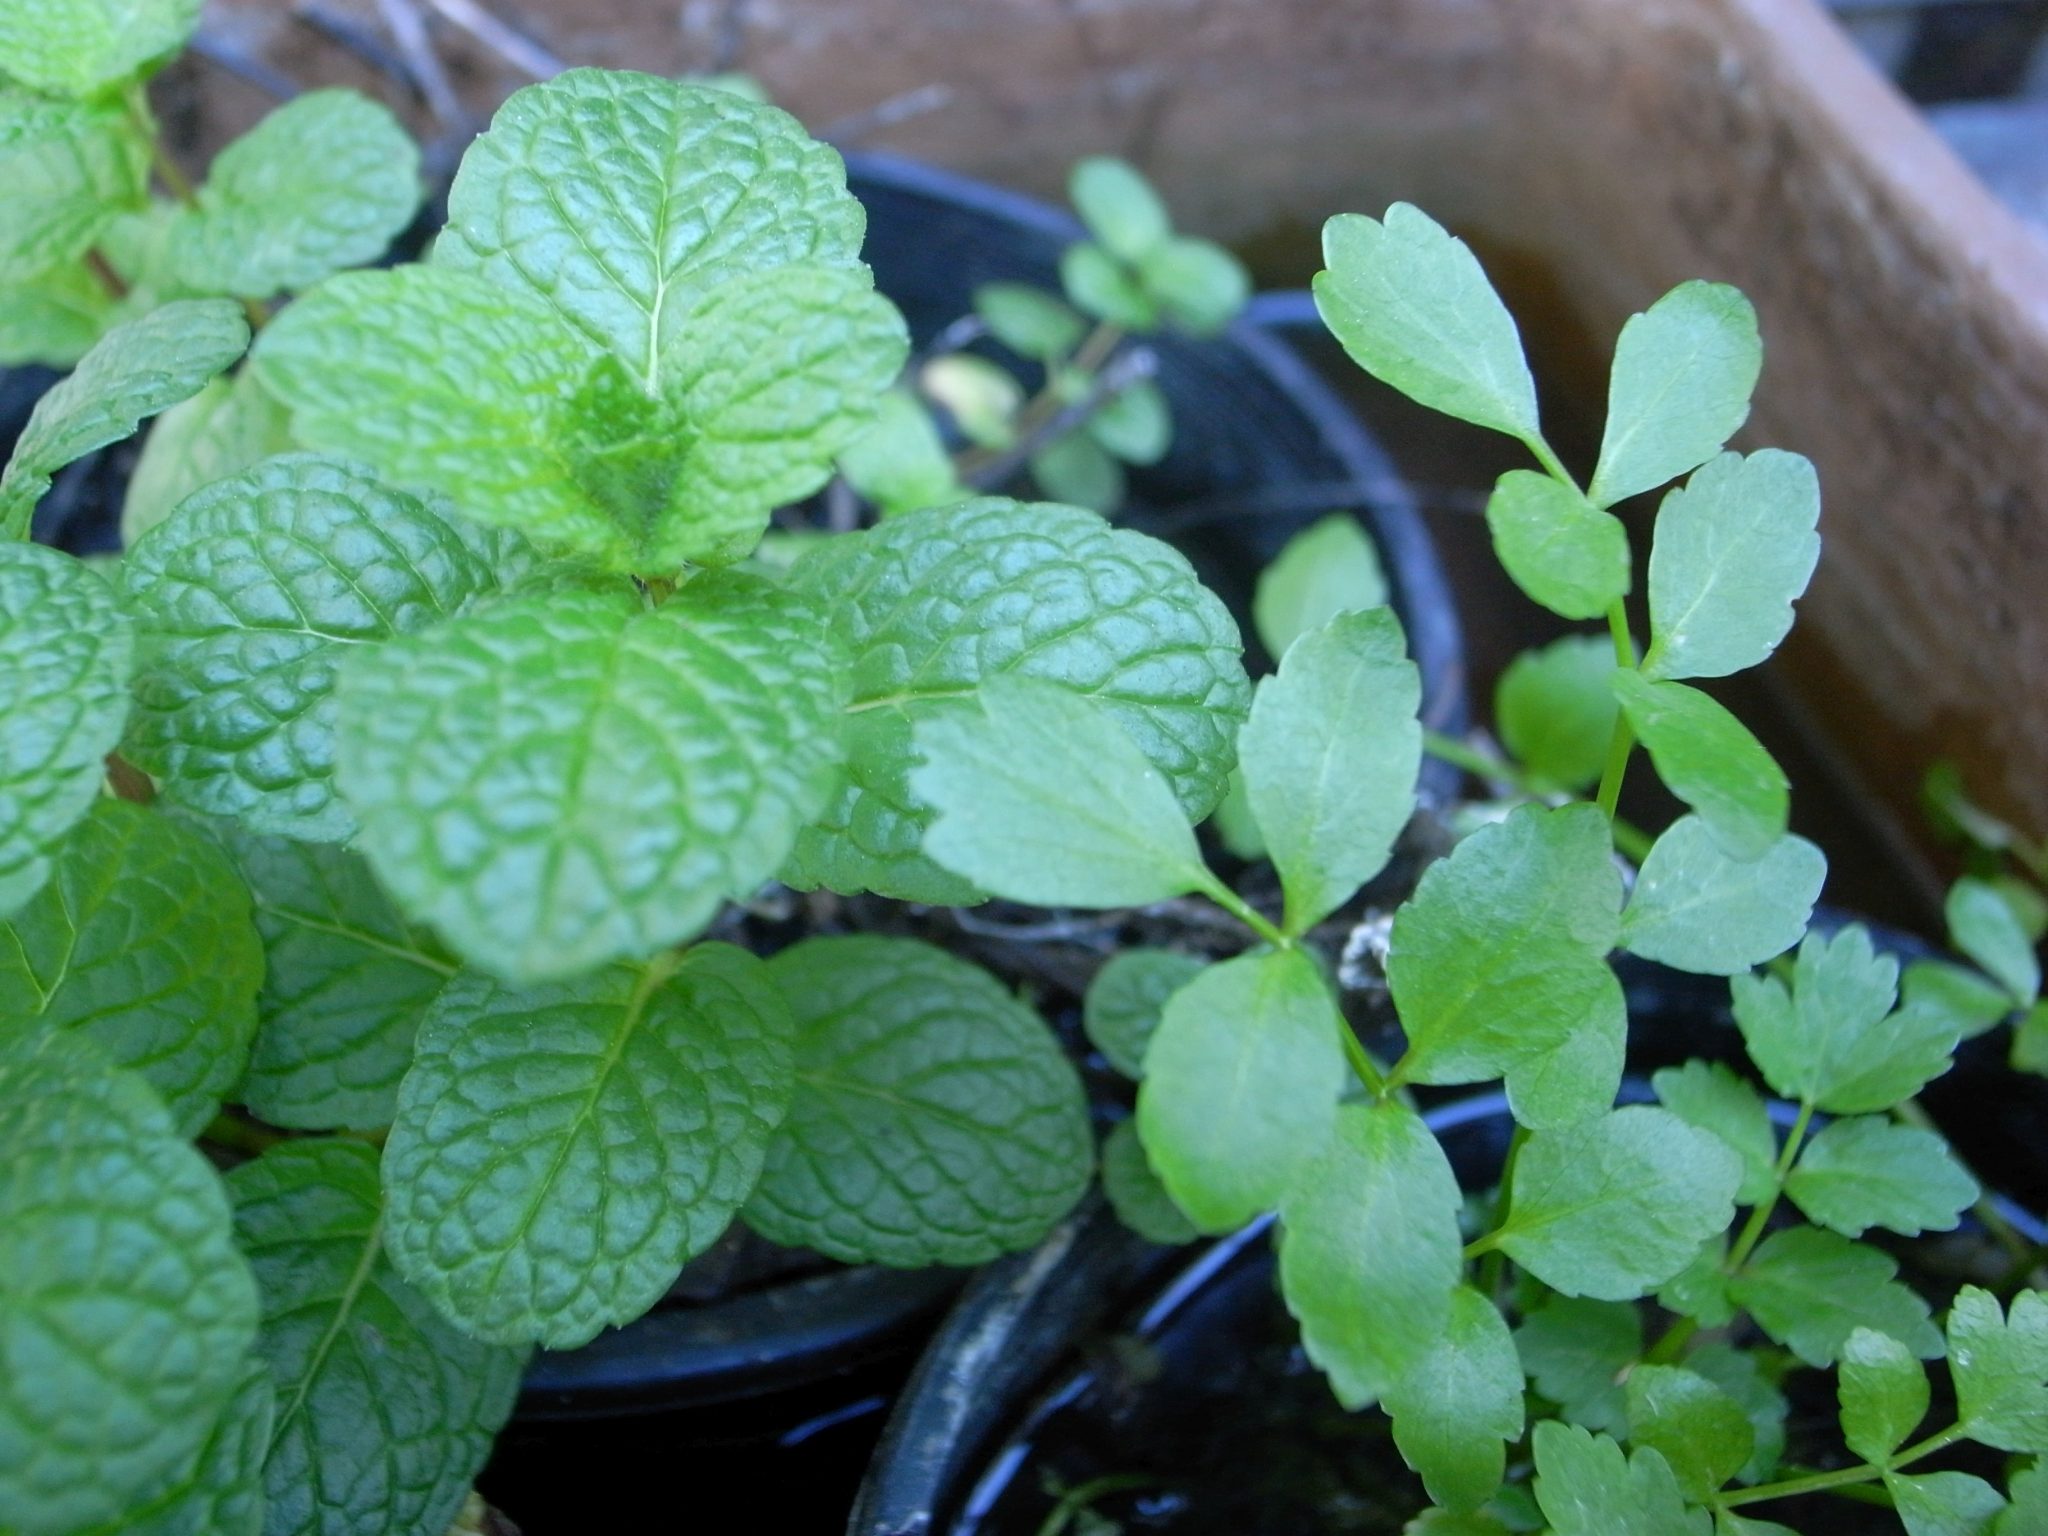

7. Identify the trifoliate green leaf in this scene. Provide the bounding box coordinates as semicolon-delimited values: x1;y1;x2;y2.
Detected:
1385;1287;1524;1512
1531;1423;1710;1536
1732;926;1958;1113
1030;428;1124;512
83;1354;272;1536
1624;1365;1753;1502
1240;608;1421;932
1139;947;1348;1233
0;258;116;368
1061;241;1157;329
1251;511;1390;661
1642;450;1821;681
1886;1471;2008;1536
975;281;1087;359
1387;803;1624;1090
1087;378;1172;465
0;542;132;915
1949;1287;2048;1453
1100;1117;1198;1245
230;1140;524;1536
0;800;260;1132
1495;635;1619;794
123;454;515;840
0;90;147;282
787;498;1249;900
1084;947;1206;1078
0;1029;258;1536
837;388;965;517
384;947;793;1346
1730;1226;1942;1366
1839;1326;1929;1464
1620;816;1824;976
1947;877;2041;1007
1687;1341;1788;1483
745;936;1092;1266
1786;1118;1976;1238
1589;282;1761;509
1277;1099;1464;1405
1494;1106;1742;1299
1484;470;1630;620
1071;156;1171;261
336;574;845;982
224;828;452;1131
1902;959;2016;1041
1652;1060;1778;1206
1314;204;1540;441
0;298;247;537
1514;1296;1643;1434
120;369;296;545
1138;236;1250;335
1612;671;1787;860
0;0;201;96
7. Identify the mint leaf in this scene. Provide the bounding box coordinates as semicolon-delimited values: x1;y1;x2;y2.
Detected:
1514;1296;1643;1434
975;282;1086;360
1625;1365;1753;1502
1251;512;1389;660
1612;671;1787;860
746;936;1092;1265
229;1140;523;1536
440;71;867;385
0;1030;257;1536
1071;156;1170;261
1886;1471;2008;1536
1839;1325;1929;1464
1084;947;1206;1079
1642;450;1821;681
84;1354;272;1536
0;0;201;95
1947;877;2041;1007
1949;1287;2048;1453
1388;803;1624;1090
1139;947;1348;1233
0;259;116;368
123;454;515;841
336;574;845;982
0;801;261;1133
384;946;792;1346
0;90;146;281
170;90;418;299
0;298;247;538
1496;635;1619;793
1733;926;1958;1113
1277;1099;1464;1405
789;498;1249;900
0;542;132;914
1621;816;1825;976
1138;236;1250;335
1532;1423;1710;1536
1100;1117;1198;1245
1652;1060;1778;1205
1314;204;1540;440
1385;1286;1524;1512
1589;282;1761;508
121;370;295;545
1786;1117;1976;1237
837;389;965;518
1484;470;1630;620
223;828;452;1131
1240;608;1421;932
1730;1226;1942;1366
1495;1106;1742;1298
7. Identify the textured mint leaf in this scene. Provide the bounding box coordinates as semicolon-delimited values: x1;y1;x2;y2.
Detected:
120;369;296;545
1251;511;1389;661
1239;608;1420;932
1839;1326;1929;1464
1100;1117;1198;1245
1621;816;1825;976
1061;241;1157;329
1514;1296;1643;1434
123;454;515;840
1886;1471;2008;1536
974;282;1086;360
1084;947;1206;1079
1947;876;2041;1006
1532;1423;1710;1536
1733;926;1958;1113
1495;1106;1741;1299
0;258;116;368
83;1355;272;1536
0;800;261;1133
745;936;1091;1266
222;828;452;1131
0;1029;258;1536
1496;635;1619;793
0;299;247;537
1388;803;1624;1089
440;70;867;385
1624;1365;1754;1502
0;0;201;95
1071;156;1170;261
786;498;1249;900
1904;959;2018;1041
229;1140;524;1536
1612;671;1787;860
1484;470;1630;620
1786;1117;1976;1237
1652;1060;1778;1205
1138;236;1251;336
1384;1286;1524;1512
1314;204;1540;440
1589;282;1761;509
1139;947;1348;1233
1277;1099;1464;1406
0;541;132;915
837;388;966;518
170;90;419;299
335;574;845;982
1642;450;1821;681
1949;1287;2048;1453
1730;1226;1942;1366
1688;1340;1789;1483
384;946;793;1346
0;90;147;281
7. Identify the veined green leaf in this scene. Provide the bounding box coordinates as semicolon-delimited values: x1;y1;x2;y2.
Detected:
1949;1287;2048;1453
1483;470;1630;621
1652;1060;1778;1206
1839;1326;1929;1464
1621;817;1825;976
1786;1117;1977;1238
1688;1341;1788;1483
1083;947;1207;1079
120;369;296;545
1886;1470;2008;1536
1503;999;1625;1132
1903;959;2017;1041
0;0;202;96
0;89;147;282
84;1354;272;1536
1612;671;1787;860
1729;1225;1942;1366
1251;512;1389;661
1496;635;1619;793
0;258;117;368
1100;1117;1198;1245
1514;1296;1643;1434
1385;1287;1524;1512
1946;876;2041;1007
1624;1365;1753;1502
1531;1423;1710;1536
837;388;966;518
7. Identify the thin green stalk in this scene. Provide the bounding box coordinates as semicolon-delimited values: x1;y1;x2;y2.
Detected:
1726;1098;1815;1272
1713;1425;1967;1512
1193;869;1291;952
1422;729;1532;792
1476;1124;1529;1298
1340;1025;1389;1099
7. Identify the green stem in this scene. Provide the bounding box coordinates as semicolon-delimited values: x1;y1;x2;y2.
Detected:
123;82;196;206
1193;869;1291;952
1422;729;1532;791
1592;600;1640;821
1477;1124;1529;1297
1034;1473;1159;1536
1525;434;1583;496
1713;1425;1967;1512
1340;1024;1389;1099
1726;1097;1815;1273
